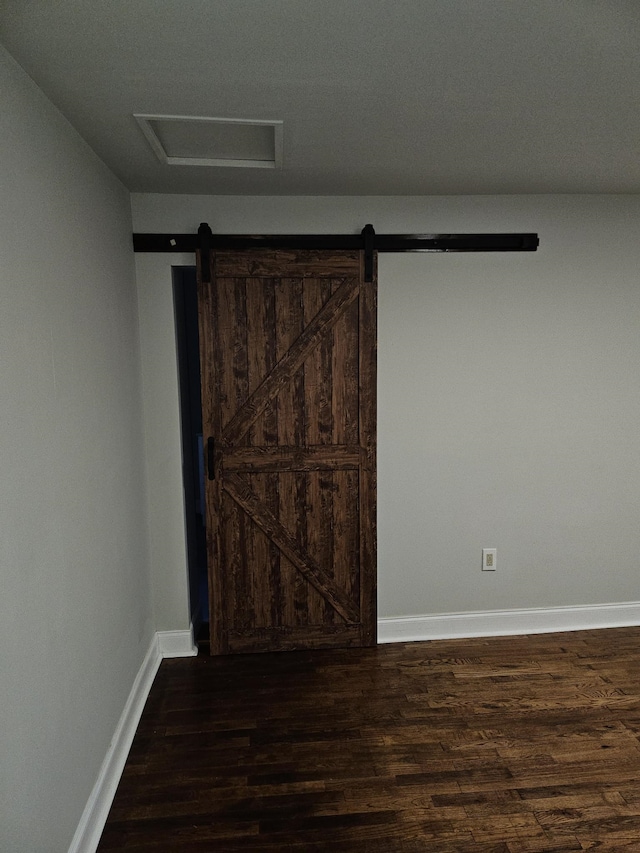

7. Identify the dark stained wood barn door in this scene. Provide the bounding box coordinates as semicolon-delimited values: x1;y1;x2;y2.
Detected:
197;248;377;655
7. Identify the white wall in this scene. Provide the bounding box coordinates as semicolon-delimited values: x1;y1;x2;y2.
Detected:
135;252;193;630
0;47;153;852
132;192;640;625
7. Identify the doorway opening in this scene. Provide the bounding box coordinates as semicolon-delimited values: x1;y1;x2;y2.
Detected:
172;266;208;644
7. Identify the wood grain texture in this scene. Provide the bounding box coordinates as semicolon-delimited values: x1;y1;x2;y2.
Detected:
245;277;275;628
213;249;362;278
197;249;377;654
221;274;359;448
222;445;362;472
358;253;377;645
224;473;358;624
98;627;640;852
196;266;225;653
305;277;333;625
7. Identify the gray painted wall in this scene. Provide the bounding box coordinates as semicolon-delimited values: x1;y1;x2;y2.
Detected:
132;193;640;624
0;47;153;852
2;41;640;848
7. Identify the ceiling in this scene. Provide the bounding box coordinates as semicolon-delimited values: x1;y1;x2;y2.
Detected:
1;0;639;196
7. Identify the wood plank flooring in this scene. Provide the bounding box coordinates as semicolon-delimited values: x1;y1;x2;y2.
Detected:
97;628;640;851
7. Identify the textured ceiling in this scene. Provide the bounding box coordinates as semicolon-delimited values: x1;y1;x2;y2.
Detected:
1;0;639;195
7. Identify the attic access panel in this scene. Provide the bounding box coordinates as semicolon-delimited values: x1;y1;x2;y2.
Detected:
134;115;284;169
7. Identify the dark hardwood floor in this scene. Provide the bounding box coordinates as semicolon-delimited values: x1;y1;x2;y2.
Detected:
97;627;640;851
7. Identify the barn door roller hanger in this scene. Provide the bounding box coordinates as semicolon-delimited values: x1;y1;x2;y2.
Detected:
133;224;539;282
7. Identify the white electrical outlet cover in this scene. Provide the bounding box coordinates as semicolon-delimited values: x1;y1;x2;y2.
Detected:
482;548;497;571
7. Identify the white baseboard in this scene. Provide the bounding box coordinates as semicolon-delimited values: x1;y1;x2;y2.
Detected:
157;628;198;658
67;634;162;853
68;629;196;853
378;601;640;644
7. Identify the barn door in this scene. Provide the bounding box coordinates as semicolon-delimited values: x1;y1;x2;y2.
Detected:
197;248;376;655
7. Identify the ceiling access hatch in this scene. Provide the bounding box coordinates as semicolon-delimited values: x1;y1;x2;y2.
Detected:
134;114;283;169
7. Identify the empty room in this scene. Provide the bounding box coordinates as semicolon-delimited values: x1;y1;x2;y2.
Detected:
2;2;640;851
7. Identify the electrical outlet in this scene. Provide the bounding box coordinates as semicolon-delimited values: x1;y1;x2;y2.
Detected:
482;548;497;572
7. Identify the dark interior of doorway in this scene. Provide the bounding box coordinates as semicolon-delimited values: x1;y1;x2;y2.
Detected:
173;266;209;644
